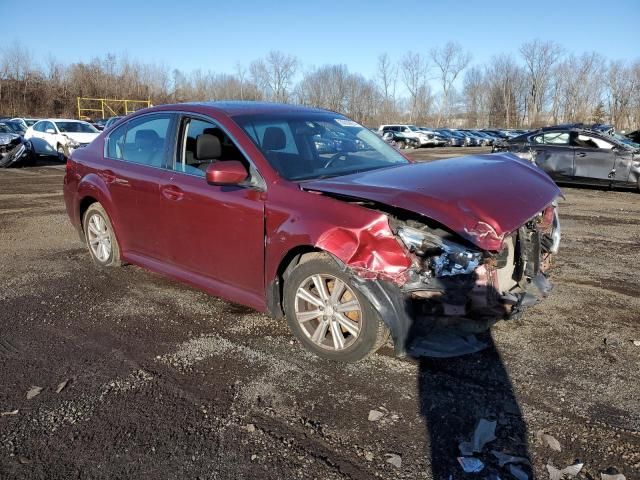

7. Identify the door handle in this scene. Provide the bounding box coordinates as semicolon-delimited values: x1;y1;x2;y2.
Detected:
576;152;586;157
161;185;184;201
102;170;117;183
608;169;616;179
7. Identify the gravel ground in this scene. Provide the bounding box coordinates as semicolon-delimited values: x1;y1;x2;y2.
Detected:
0;149;638;480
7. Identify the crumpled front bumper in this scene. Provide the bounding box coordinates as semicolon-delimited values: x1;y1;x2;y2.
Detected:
350;208;561;357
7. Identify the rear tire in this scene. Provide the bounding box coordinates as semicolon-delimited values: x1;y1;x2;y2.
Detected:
83;203;121;267
283;255;389;362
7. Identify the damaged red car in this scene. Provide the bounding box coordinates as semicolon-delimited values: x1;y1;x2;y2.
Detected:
63;102;562;362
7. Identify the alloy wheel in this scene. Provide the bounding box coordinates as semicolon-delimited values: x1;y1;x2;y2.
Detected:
87;213;112;262
294;274;362;351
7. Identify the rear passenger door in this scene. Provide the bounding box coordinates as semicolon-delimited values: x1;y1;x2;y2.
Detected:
103;113;176;258
571;132;616;184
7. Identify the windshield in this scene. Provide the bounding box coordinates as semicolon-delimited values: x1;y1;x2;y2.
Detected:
4;121;26;134
408;125;420;131
609;132;640;149
55;121;98;134
0;124;14;134
236;113;409;181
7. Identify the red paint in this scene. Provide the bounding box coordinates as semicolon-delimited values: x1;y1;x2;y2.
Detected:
303;154;561;251
205;161;248;185
315;215;412;283
63;102;560;317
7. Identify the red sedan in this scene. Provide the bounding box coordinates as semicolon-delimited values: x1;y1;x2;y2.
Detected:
63;102;562;362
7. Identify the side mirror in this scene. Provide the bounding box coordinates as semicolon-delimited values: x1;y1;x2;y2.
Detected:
205;161;248;186
45;128;56;134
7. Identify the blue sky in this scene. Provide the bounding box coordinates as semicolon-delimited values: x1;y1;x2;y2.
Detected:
0;0;637;83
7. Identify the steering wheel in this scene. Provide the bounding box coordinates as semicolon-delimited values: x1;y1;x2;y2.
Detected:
324;151;350;169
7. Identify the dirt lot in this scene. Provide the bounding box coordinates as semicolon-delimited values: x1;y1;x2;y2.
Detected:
1;148;639;480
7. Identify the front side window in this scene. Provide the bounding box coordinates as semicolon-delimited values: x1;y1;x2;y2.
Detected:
236;113;409;181
106;114;172;167
574;134;614;150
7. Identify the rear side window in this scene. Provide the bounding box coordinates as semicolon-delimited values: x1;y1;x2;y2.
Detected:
106;114;173;167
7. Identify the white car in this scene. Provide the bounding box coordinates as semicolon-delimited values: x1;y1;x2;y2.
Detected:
25;119;100;157
378;124;431;147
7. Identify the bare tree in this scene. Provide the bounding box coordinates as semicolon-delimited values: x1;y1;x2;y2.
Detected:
485;54;524;128
430;41;471;126
606;60;637;128
250;50;299;102
400;52;430;123
463;66;489;127
376;53;399;124
519;40;563;126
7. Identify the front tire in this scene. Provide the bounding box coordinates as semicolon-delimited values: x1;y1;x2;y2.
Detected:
83;203;121;267
283;255;389;362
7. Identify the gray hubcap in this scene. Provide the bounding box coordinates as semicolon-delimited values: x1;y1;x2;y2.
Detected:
294;274;362;351
87;213;111;262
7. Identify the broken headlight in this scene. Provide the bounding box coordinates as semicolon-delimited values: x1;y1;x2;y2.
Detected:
397;226;483;277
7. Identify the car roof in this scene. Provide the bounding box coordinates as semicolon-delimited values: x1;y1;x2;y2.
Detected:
36;118;88;123
180;101;334;117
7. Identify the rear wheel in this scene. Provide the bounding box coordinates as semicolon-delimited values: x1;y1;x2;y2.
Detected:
283;255;389;362
83;203;121;267
56;144;66;160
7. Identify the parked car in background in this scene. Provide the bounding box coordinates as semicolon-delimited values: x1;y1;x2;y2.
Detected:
469;130;498;146
0;119;27;136
104;116;124;129
0;124;23;164
481;129;510;140
459;129;489;146
444;129;475;146
94;118;110;131
418;128;447;147
626;129;640;144
63;101;562;362
379;124;432;147
381;130;420;149
433;129;463;147
494;126;640;189
25;119;100;158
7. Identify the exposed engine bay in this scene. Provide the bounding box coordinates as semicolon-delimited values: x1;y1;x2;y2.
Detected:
389;203;561;322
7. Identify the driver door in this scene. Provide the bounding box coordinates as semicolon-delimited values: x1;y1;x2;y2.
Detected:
571;132;616;184
159;115;266;308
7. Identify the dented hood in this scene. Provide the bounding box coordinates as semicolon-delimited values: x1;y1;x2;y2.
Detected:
302;153;561;251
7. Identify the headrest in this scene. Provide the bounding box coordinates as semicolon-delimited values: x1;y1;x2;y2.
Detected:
262;127;286;151
135;129;160;145
196;133;221;160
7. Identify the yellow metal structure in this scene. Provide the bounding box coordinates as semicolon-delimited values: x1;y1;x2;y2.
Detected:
76;97;152;120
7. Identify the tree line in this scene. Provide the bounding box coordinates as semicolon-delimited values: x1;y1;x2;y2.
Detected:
1;40;638;129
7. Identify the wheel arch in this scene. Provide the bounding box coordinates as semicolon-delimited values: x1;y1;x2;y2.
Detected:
266;245;329;319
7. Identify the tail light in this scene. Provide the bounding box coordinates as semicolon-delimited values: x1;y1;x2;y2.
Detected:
65;158;74;175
